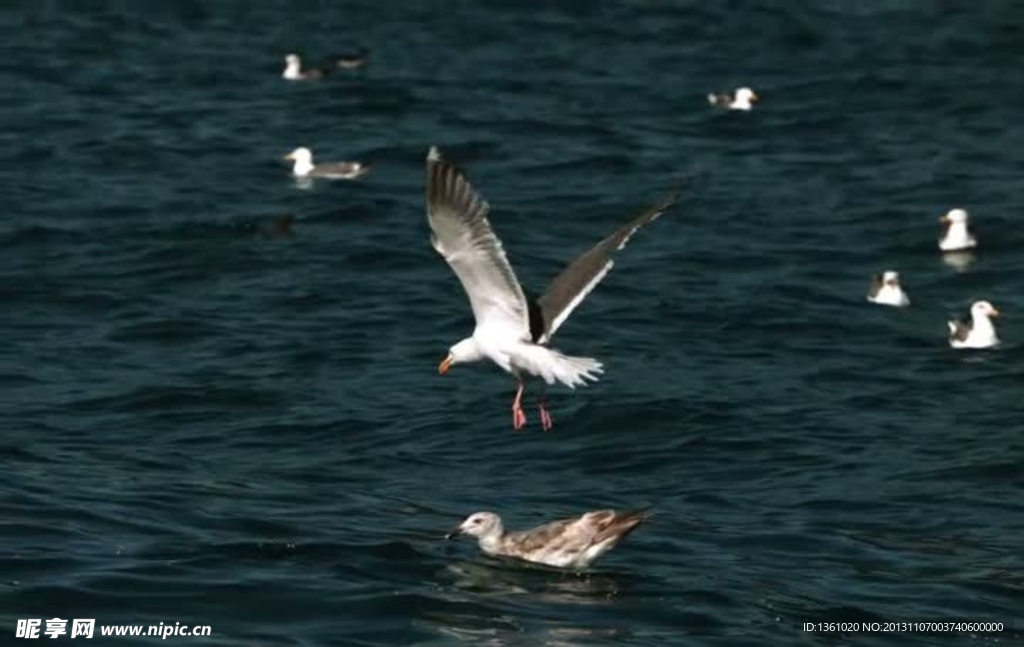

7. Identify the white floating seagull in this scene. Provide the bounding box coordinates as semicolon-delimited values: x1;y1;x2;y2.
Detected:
707;87;759;111
938;208;977;252
867;271;910;307
426;146;677;431
282;53;329;81
948;300;1000;349
446;509;646;569
283;147;370;180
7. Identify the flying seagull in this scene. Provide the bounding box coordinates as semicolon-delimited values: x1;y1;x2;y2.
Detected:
283;147;371;180
446;509;646;569
425;146;677;430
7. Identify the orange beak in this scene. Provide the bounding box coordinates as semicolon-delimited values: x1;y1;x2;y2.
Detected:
990;307;1000;317
438;355;453;375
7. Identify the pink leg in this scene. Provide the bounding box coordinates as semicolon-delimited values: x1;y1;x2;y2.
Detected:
538;393;553;431
511;381;527;430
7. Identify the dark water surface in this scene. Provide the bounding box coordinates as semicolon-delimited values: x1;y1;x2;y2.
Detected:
3;2;1023;645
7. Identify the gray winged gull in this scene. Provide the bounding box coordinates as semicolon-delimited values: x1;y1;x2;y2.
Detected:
948;300;1000;349
426;146;677;431
283;147;370;180
866;271;910;307
707;87;759;111
939;208;977;252
332;47;368;69
446;509;646;569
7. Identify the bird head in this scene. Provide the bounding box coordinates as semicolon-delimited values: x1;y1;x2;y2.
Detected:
940;208;969;225
446;512;502;539
736;87;759;104
439;337;480;374
283;147;313;165
882;271;900;287
971;300;999;319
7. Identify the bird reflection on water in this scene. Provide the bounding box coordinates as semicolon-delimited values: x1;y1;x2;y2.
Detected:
428;624;627;647
940;250;976;273
442;558;636;602
415;559;643;644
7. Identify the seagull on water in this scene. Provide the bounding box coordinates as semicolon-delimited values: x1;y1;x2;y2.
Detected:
283;147;370;180
425;146;677;431
938;208;977;252
867;271;910;307
446;509;646;569
282;53;329;81
283;50;368;80
948;300;1000;349
707;87;759;111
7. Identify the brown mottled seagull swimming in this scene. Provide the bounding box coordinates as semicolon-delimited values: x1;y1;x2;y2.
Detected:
425;146;677;431
446;509;646;569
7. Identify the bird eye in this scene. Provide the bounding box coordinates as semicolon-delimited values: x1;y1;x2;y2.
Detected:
472;518;482;524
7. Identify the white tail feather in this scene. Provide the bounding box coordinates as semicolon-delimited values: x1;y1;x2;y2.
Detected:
510;345;603;389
